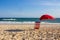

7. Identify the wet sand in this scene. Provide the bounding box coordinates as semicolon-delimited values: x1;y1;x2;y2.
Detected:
0;23;60;40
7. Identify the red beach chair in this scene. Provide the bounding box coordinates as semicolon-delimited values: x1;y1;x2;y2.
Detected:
34;21;40;29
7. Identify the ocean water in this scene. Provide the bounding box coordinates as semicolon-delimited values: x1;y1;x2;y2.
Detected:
0;18;60;23
0;18;38;22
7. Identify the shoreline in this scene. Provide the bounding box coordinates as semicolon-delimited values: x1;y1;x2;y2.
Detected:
0;23;60;30
0;21;60;24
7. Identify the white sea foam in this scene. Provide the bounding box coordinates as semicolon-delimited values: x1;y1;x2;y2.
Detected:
0;21;60;24
2;18;16;20
40;21;60;24
0;21;35;24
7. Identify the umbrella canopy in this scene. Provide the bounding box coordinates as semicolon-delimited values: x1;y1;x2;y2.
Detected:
40;14;55;20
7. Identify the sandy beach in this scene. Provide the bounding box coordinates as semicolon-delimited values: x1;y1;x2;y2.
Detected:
0;23;60;40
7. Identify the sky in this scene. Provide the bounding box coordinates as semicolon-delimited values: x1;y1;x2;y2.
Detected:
0;0;60;18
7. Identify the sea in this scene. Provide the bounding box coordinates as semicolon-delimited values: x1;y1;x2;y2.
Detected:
0;18;60;24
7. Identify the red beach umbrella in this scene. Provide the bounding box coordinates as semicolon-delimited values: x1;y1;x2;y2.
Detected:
34;14;55;29
40;14;55;20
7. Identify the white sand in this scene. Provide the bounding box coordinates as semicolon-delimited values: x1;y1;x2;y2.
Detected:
0;23;60;40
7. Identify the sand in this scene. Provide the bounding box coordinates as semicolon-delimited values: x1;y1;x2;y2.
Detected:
0;23;60;40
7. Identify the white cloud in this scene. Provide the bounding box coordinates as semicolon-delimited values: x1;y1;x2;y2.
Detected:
29;1;60;6
40;9;60;18
41;2;60;6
